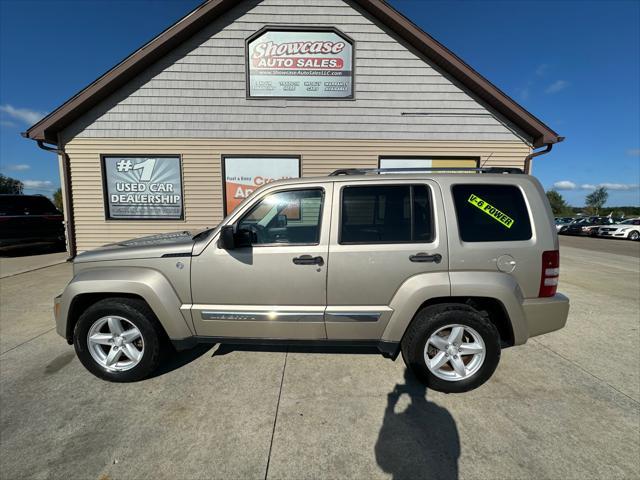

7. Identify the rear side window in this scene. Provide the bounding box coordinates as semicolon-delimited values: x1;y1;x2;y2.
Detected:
452;184;532;242
340;185;433;244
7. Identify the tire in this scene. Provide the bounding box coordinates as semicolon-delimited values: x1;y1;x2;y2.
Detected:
628;231;639;241
401;304;501;393
73;297;162;382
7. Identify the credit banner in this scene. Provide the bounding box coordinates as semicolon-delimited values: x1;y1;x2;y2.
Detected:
224;157;300;214
247;29;353;98
103;156;183;219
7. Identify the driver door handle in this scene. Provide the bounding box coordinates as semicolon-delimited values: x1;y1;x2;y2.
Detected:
409;253;442;263
293;255;324;266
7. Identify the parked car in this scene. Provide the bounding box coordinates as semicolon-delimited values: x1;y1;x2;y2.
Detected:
54;168;569;393
0;194;65;252
597;218;640;240
562;216;616;236
554;217;574;232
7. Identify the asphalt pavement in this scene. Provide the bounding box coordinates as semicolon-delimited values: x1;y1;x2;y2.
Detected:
0;238;638;479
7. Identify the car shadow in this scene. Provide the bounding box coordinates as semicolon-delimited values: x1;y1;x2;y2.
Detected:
148;343;215;378
375;369;460;480
211;343;380;356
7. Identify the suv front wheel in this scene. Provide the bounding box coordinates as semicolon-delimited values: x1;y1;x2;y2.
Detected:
73;297;162;382
401;304;501;393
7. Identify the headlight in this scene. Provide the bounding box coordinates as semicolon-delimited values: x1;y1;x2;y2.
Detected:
619;228;629;232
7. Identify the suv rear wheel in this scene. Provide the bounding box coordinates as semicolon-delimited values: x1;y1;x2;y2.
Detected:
401;304;501;393
73;297;162;382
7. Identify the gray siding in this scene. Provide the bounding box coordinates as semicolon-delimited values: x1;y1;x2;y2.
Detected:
62;0;531;144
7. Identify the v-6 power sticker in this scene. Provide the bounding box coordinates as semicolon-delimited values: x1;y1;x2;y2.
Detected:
467;194;515;228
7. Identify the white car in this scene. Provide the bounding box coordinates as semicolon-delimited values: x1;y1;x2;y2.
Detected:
597;218;640;240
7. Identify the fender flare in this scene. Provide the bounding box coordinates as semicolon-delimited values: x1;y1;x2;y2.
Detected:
381;271;527;345
60;267;194;341
449;271;527;344
381;272;451;342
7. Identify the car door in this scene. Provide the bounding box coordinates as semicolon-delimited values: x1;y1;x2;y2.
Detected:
326;179;448;340
190;182;332;339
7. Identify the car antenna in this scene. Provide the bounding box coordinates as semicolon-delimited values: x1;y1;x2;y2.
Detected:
480;152;495;168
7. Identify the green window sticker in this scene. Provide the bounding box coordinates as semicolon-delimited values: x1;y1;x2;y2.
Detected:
467;194;515;228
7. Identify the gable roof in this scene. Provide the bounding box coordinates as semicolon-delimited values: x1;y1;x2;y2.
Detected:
23;0;562;148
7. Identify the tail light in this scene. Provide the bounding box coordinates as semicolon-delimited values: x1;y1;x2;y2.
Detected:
539;250;560;297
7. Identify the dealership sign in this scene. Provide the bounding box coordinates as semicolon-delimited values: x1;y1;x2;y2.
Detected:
103;156;183;219
223;156;300;214
247;28;353;98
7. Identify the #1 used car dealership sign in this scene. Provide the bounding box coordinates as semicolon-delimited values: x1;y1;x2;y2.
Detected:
247;28;354;98
103;156;183;220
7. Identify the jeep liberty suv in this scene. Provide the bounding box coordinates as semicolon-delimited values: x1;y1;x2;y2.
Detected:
54;168;569;393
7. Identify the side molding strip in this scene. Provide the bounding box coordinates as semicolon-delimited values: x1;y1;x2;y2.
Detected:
201;311;324;322
324;312;381;323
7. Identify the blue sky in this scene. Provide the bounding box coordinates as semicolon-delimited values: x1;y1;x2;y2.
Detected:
1;0;638;206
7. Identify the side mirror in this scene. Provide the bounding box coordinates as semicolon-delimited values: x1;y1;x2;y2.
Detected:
275;214;288;228
218;225;235;250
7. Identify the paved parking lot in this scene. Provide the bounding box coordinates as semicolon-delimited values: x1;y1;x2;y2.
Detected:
1;237;638;479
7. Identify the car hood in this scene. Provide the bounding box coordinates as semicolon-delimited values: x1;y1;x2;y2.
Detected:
74;231;195;263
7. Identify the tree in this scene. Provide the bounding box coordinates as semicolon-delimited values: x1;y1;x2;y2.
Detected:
53;188;63;211
0;173;23;194
546;189;570;215
585;187;608;215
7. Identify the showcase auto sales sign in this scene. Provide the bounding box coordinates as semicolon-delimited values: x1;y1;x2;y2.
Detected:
247;29;353;98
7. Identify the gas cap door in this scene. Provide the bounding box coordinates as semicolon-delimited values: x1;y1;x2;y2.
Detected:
497;254;517;273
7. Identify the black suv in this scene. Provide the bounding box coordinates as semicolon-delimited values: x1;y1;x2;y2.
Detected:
0;195;65;252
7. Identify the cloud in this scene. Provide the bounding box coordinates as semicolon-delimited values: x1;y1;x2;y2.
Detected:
597;183;639;191
626;148;640;157
0;104;46;125
553;180;639;191
0;120;17;128
579;183;639;191
535;64;549;76
5;164;31;171
553;180;576;190
545;80;569;94
22;180;55;191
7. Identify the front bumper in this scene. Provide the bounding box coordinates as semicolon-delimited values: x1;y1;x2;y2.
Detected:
53;294;65;339
522;293;570;339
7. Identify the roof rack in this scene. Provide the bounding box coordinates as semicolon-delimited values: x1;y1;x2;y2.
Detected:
328;167;524;176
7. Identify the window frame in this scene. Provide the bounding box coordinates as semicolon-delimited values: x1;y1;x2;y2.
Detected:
100;154;184;221
378;155;481;170
235;187;326;247
338;183;435;245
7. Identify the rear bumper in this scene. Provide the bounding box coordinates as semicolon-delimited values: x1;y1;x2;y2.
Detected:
522;293;569;339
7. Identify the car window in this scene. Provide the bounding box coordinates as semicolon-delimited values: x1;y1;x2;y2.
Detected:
451;184;532;242
340;185;433;244
237;189;323;245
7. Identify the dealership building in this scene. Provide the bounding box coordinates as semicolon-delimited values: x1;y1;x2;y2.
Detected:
24;0;562;255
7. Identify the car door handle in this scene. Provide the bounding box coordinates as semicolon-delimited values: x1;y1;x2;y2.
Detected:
409;253;442;263
293;255;324;266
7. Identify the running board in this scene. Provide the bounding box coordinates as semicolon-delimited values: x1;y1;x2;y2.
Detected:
171;336;400;360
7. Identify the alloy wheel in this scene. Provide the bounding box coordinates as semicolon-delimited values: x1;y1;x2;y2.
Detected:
424;324;486;381
87;316;144;372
